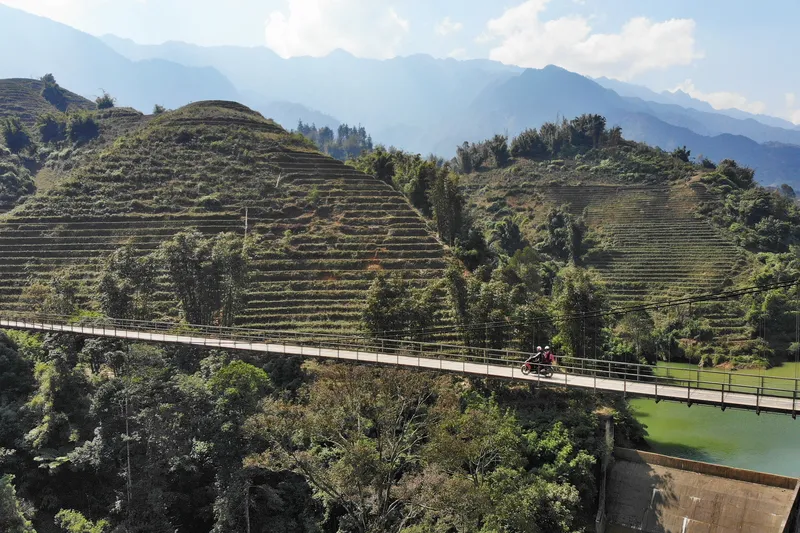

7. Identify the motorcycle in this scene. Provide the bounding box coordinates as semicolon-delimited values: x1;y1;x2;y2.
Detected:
520;356;554;378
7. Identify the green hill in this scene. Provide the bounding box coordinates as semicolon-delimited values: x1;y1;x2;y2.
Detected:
0;77;150;213
0;78;95;125
460;144;760;351
0;101;450;333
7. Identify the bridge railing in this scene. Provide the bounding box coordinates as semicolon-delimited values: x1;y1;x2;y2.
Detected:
1;312;798;410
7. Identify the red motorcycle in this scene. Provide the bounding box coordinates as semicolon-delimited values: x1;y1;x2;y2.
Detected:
520;354;554;378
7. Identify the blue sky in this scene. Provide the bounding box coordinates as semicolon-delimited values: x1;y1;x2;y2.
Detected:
2;0;798;123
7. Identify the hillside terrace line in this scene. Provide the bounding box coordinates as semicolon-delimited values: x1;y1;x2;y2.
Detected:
2;313;799;417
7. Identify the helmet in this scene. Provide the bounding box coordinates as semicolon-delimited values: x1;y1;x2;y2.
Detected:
536;346;542;351
544;346;550;351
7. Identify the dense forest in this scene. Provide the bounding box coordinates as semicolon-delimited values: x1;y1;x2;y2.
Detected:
0;324;642;532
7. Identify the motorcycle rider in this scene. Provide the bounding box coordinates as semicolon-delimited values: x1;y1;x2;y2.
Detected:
524;346;543;366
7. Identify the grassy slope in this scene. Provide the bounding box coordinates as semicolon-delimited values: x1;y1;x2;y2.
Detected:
0;101;451;334
0;77;153;213
0;78;95;126
462;146;753;345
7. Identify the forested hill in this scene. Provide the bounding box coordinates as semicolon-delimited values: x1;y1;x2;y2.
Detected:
440;115;800;367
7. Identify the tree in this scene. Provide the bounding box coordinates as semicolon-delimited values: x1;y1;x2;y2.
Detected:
510;129;548;159
1;117;32;153
36;112;67;143
615;310;657;363
157;231;249;325
349;147;394;184
211;233;250;327
246;365;442;533
779;183;796;199
0;475;35;533
551;266;606;359
455;142;473;173
539;206;584;263
41;73;68;111
55;509;108;533
487;134;510;168
66;112;99;144
428;170;464;245
569;114;606;149
95;91;115;110
489;215;526;256
152;104;167;115
361;273;435;340
98;245;157;320
672;145;691;162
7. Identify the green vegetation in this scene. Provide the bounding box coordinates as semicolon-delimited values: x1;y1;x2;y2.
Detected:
65;112;99;144
0;324;642;532
94;91;115;110
1;117;32;154
39;74;68;112
295;120;373;160
0;78;95;127
0;100;451;335
7;85;794;531
0;146;35;211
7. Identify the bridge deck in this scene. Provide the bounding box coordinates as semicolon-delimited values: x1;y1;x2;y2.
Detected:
1;317;798;415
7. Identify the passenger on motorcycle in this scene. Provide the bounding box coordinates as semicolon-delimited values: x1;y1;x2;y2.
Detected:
542;346;555;365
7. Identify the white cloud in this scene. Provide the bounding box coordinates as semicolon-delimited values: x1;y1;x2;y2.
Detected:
672;79;767;114
264;0;410;59
447;48;468;59
435;16;463;36
785;93;800;124
482;0;701;80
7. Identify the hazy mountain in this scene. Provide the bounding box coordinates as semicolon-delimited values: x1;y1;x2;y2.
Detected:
454;66;800;186
595;76;800;131
238;91;340;131
0;5;238;112
101;35;521;149
6;9;799;185
102;35;800;156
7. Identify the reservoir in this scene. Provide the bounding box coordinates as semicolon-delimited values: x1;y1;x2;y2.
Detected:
631;361;800;477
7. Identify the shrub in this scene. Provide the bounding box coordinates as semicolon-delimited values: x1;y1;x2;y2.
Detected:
40;73;68;110
95;90;115;109
487;134;510;168
67;112;99;144
1;117;32;153
671;145;691;162
152;104;167;115
197;193;223;211
511;128;549;159
36;112;67;143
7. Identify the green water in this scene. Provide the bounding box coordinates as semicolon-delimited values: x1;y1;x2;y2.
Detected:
631;361;800;477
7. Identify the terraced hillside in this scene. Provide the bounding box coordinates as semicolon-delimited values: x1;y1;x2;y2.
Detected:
463;165;751;343
0;101;450;333
539;183;744;302
0;78;95;125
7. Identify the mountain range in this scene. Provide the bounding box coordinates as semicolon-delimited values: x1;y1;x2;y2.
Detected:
1;3;799;186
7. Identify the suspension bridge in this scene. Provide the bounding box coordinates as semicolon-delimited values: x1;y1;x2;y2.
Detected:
2;313;799;417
